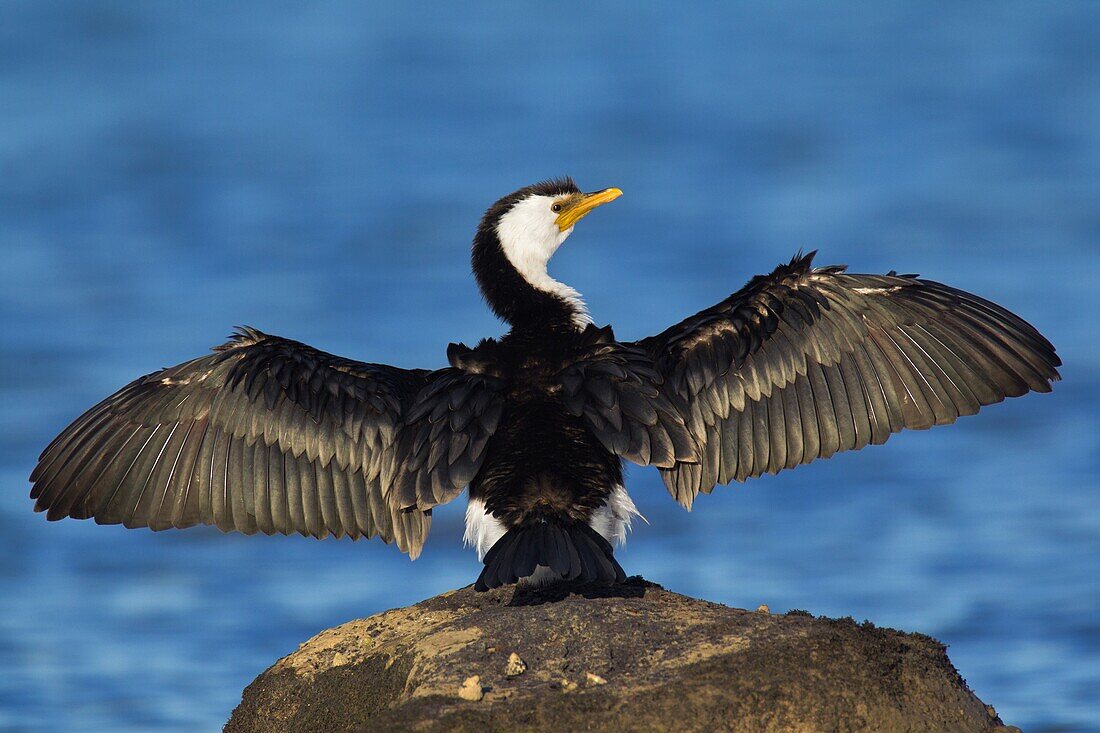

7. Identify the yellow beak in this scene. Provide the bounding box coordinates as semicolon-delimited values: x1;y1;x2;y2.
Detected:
555;187;623;231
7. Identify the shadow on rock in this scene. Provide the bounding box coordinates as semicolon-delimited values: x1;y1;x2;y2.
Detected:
506;575;652;606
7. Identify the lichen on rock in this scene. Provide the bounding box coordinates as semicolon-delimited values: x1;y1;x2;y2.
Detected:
504;652;526;678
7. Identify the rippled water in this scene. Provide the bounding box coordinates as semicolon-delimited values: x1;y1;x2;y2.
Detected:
1;2;1098;731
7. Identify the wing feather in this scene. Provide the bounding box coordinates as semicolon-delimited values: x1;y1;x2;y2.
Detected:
554;327;697;470
633;253;1059;506
30;327;505;559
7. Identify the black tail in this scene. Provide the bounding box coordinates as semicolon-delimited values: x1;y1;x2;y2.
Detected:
474;519;626;592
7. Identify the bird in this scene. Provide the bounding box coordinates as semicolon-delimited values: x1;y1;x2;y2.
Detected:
29;178;1061;591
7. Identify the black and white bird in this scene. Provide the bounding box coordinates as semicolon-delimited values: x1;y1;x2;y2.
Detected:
30;178;1060;591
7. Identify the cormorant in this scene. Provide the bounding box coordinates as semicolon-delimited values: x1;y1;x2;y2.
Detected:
29;178;1060;591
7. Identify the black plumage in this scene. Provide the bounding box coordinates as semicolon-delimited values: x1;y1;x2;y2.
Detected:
30;179;1061;590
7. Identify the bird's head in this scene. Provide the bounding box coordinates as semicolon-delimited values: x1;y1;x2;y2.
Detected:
472;178;622;331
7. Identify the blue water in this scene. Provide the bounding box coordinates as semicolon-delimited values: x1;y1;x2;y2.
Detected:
1;2;1098;730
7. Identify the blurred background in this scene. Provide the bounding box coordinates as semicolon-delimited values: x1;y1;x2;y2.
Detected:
1;2;1098;731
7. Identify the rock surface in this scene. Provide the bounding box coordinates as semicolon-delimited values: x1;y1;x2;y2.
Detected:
225;578;1013;733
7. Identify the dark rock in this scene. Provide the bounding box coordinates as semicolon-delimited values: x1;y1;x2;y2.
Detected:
225;578;1009;733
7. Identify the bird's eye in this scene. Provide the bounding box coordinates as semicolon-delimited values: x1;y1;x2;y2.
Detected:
551;202;563;213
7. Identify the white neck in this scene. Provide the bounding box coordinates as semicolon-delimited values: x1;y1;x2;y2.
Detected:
495;195;593;329
512;261;592;329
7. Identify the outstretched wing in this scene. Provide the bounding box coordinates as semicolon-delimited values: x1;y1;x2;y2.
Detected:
29;327;503;558
634;252;1061;508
